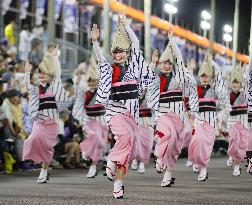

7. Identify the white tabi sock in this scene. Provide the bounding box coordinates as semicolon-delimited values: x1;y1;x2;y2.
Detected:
39;168;47;178
163;170;172;181
114;180;123;190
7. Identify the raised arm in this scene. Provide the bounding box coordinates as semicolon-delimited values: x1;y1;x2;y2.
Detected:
91;24;108;63
54;56;61;79
52;45;61;79
24;60;31;89
91;24;112;105
169;36;183;66
93;42;107;63
120;15;139;50
212;60;231;112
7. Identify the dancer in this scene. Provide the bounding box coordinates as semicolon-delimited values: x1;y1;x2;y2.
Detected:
72;64;108;178
188;52;230;181
131;89;155;174
22;47;73;183
226;63;249;176
153;33;199;187
91;15;159;198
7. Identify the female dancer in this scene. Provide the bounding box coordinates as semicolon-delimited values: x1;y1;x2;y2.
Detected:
226;63;249;176
153;33;199;187
72;65;108;178
188;52;230;181
131;89;155;174
91;15;159;198
22;47;73;183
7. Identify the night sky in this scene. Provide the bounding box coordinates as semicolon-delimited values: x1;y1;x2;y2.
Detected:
153;0;251;54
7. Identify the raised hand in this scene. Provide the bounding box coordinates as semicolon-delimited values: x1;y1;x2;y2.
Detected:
120;14;127;27
168;27;174;39
24;60;32;72
152;49;159;65
91;24;100;43
53;44;60;58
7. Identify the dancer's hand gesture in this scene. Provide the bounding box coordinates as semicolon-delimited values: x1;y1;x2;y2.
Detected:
152;49;159;65
24;60;32;72
52;44;60;58
168;27;174;39
91;24;100;43
120;14;127;27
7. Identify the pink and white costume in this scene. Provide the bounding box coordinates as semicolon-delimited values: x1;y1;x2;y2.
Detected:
72;87;108;163
93;25;159;175
227;90;248;163
188;61;230;172
22;57;72;164
154;38;199;173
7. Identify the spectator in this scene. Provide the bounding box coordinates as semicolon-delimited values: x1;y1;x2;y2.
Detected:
54;111;83;169
41;24;49;52
6;47;17;67
0;87;7;173
29;40;43;66
19;24;35;60
0;55;6;71
4;20;16;47
2;89;27;166
21;92;33;135
0;38;8;56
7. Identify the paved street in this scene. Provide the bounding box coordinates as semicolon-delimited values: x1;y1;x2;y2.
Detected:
0;157;251;205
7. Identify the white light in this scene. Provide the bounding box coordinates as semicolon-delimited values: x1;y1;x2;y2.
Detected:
200;20;211;30
171;0;179;2
223;33;232;42
164;3;178;14
201;10;211;20
223;24;232;33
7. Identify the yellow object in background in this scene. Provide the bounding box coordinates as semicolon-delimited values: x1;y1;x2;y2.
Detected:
3;152;16;174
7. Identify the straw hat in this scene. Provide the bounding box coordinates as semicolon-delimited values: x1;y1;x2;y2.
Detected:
198;52;214;78
230;62;244;84
39;54;56;76
111;16;131;53
159;41;174;64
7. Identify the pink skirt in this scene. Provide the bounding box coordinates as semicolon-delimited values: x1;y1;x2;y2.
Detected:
108;112;138;167
80;120;108;162
188;122;215;168
154;112;184;170
183;117;193;148
22;119;58;164
227;122;248;161
135;124;154;164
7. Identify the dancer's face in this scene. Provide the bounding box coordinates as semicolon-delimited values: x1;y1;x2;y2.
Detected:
88;79;98;91
200;74;211;86
160;61;173;74
38;70;52;83
232;81;241;92
112;49;128;64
